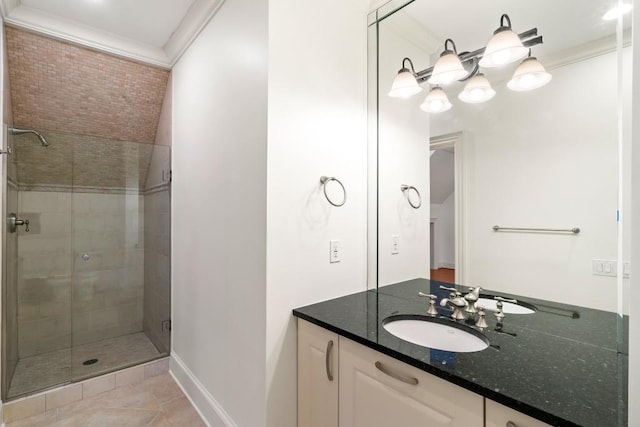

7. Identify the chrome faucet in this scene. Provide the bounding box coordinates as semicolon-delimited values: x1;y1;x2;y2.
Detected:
439;286;468;320
463;286;482;314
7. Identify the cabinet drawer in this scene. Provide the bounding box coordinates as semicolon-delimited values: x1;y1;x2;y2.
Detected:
486;399;551;427
339;337;483;427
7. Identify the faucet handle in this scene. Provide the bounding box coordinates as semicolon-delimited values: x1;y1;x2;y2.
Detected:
493;301;505;321
494;296;517;304
475;307;489;328
439;285;461;296
418;292;438;316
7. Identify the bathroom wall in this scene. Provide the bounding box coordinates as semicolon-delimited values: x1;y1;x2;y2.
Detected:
171;0;268;425
5;27;168;144
629;5;639;425
430;50;624;311
377;15;431;286
430;192;455;269
171;0;368;425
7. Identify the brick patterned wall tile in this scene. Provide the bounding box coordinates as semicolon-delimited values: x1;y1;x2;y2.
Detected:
6;27;169;144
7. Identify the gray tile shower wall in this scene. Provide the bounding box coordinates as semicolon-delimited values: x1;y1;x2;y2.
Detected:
16;191;145;356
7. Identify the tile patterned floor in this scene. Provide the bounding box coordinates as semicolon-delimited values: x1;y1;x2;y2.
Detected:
6;373;205;427
9;333;162;398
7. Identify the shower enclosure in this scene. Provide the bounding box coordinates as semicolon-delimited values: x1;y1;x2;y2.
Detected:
1;126;171;399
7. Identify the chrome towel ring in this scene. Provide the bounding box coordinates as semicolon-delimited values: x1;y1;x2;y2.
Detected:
320;176;346;207
400;185;421;209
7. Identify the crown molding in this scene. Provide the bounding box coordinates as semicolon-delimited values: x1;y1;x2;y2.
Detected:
0;0;222;69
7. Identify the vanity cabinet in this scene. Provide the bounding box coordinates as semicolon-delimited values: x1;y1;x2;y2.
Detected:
298;319;551;427
486;399;551;427
297;320;339;427
338;337;483;427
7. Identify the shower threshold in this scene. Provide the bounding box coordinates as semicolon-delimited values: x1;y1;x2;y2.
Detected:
7;332;164;399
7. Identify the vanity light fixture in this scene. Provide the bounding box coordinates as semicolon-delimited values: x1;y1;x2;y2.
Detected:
458;73;495;103
507;52;552;91
420;87;452;113
602;2;633;20
388;58;423;98
479;14;530;68
428;39;469;86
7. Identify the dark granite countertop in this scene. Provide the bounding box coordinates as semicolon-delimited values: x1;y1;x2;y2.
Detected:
293;279;628;427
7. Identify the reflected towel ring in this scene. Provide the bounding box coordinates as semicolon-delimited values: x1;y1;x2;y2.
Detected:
400;185;421;209
320;176;347;207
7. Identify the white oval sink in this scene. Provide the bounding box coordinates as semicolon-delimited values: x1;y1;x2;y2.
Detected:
477;298;536;314
382;316;489;353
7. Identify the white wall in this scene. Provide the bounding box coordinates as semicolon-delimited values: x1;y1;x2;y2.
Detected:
265;0;369;426
431;50;624;312
430;191;455;269
377;12;430;286
629;4;639;425
171;0;268;425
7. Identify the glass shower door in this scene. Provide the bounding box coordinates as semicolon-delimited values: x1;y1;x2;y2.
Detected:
3;126;74;399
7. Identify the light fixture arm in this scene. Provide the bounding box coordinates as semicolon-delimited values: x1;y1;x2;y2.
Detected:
413;28;541;84
500;13;512;29
401;57;417;74
443;38;458;55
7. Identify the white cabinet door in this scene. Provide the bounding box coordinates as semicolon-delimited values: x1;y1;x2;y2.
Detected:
298;319;339;427
486;399;551;427
339;337;483;427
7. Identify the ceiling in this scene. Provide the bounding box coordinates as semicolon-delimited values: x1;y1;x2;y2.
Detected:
0;0;224;68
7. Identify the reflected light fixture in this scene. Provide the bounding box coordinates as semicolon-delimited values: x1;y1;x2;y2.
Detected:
428;39;469;85
507;53;552;91
420;87;452;113
388;58;422;98
458;73;495;103
479;14;529;68
602;3;633;20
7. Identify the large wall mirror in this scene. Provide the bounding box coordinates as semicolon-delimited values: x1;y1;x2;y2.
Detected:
367;0;631;329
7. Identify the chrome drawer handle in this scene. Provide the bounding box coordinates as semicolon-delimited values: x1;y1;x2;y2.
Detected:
374;361;419;385
325;340;334;381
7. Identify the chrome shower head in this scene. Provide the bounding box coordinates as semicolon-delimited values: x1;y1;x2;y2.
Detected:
9;127;49;147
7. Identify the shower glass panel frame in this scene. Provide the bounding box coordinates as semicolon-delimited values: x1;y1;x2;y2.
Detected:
1;126;171;400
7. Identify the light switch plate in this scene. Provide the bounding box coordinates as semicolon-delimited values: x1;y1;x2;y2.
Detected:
391;235;399;255
330;240;340;263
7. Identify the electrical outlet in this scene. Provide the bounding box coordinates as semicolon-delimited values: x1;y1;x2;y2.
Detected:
161;319;172;332
592;259;617;277
391;235;399;255
330;240;340;263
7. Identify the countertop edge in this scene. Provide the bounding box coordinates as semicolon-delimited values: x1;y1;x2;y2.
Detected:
293;309;581;427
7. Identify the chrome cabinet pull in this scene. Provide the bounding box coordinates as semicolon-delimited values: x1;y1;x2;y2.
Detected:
506;422;517;427
374;361;419;385
325;340;334;381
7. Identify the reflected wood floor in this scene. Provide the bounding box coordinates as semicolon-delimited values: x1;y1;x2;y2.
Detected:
6;373;205;427
430;268;455;284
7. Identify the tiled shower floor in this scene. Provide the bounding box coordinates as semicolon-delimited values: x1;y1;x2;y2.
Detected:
8;332;162;398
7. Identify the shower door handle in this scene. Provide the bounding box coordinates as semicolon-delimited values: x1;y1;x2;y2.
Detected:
7;213;29;233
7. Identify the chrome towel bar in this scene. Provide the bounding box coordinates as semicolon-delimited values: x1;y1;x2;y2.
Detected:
492;225;580;234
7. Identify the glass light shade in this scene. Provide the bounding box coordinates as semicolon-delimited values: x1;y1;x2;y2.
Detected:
507;57;552;91
602;3;633;20
458;74;495;104
420;87;452;113
388;69;422;98
428;52;468;85
479;29;529;68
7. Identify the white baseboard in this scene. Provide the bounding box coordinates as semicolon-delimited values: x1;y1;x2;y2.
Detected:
170;352;237;427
